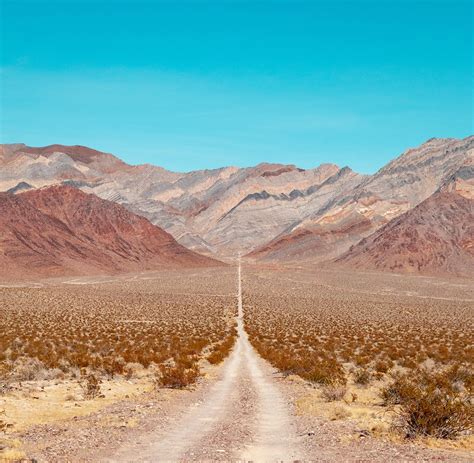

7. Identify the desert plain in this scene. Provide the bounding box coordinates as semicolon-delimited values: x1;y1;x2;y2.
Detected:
1;262;472;461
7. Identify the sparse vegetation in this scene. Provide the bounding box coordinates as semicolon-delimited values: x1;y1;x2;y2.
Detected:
1;265;472;456
243;268;473;441
207;326;237;365
0;270;237;389
321;381;347;402
353;367;372;385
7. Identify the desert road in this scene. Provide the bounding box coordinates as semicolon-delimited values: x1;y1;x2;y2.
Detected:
111;260;305;461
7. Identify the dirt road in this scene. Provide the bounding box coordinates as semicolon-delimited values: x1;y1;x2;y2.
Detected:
111;260;305;461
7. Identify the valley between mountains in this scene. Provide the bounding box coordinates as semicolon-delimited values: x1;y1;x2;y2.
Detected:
0;137;473;461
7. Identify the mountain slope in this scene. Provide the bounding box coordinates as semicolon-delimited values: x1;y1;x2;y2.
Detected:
0;185;220;279
335;192;473;275
335;164;474;276
1;143;361;255
1;136;473;262
249;136;474;263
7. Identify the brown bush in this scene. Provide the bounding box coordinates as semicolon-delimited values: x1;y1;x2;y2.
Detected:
302;359;346;385
321;381;347;402
156;364;200;389
80;372;102;399
10;357;46;382
0;274;237;381
382;368;473;439
353;367;372;385
207;329;236;365
243;268;473;400
374;359;392;374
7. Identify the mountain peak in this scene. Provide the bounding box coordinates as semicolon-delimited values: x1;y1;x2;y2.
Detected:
20;144;120;165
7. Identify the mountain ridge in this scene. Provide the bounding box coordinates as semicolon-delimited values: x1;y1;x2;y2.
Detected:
1;136;473;274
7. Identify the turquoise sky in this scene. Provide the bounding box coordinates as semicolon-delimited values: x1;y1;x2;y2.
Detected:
1;0;472;173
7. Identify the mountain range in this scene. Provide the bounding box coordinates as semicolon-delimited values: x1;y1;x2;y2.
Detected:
1;136;473;277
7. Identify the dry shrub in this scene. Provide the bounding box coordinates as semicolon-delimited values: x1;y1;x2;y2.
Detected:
10;357;46;381
0;276;235;382
374;359;392;374
103;356;126;377
443;363;473;392
243;269;473;400
328;404;351;421
321;381;347;402
207;349;226;365
382;366;473;439
155;363;200;389
0;410;7;432
302;358;346;385
124;362;142;379
353;367;372;386
0;362;12;380
80;372;102;399
381;371;410;406
207;331;236;365
256;349;346;386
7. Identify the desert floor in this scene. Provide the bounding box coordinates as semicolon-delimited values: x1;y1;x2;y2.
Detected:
1;263;473;461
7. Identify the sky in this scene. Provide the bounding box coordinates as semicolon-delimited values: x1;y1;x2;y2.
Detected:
0;0;472;173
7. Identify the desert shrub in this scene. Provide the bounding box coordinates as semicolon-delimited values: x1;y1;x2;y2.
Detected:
321;381;347;402
124;362;142;379
302;359;346;385
0;275;236;381
207;349;226;365
80;372;102;399
207;330;236;365
443;363;473;392
382;367;473;439
155;363;200;389
103;356;126;377
10;357;46;382
0;362;12;380
374;359;392;374
328;404;351;420
353;367;372;385
243;268;473;395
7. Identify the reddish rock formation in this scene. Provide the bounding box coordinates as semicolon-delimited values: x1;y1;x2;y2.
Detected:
0;185;221;279
335;190;473;276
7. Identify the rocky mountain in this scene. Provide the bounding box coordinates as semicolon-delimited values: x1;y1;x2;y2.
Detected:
0;185;220;279
249;136;474;263
335;161;474;276
1;143;366;256
1;136;473;273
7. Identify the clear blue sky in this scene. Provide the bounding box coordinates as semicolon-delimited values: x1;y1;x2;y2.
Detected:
1;0;472;173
